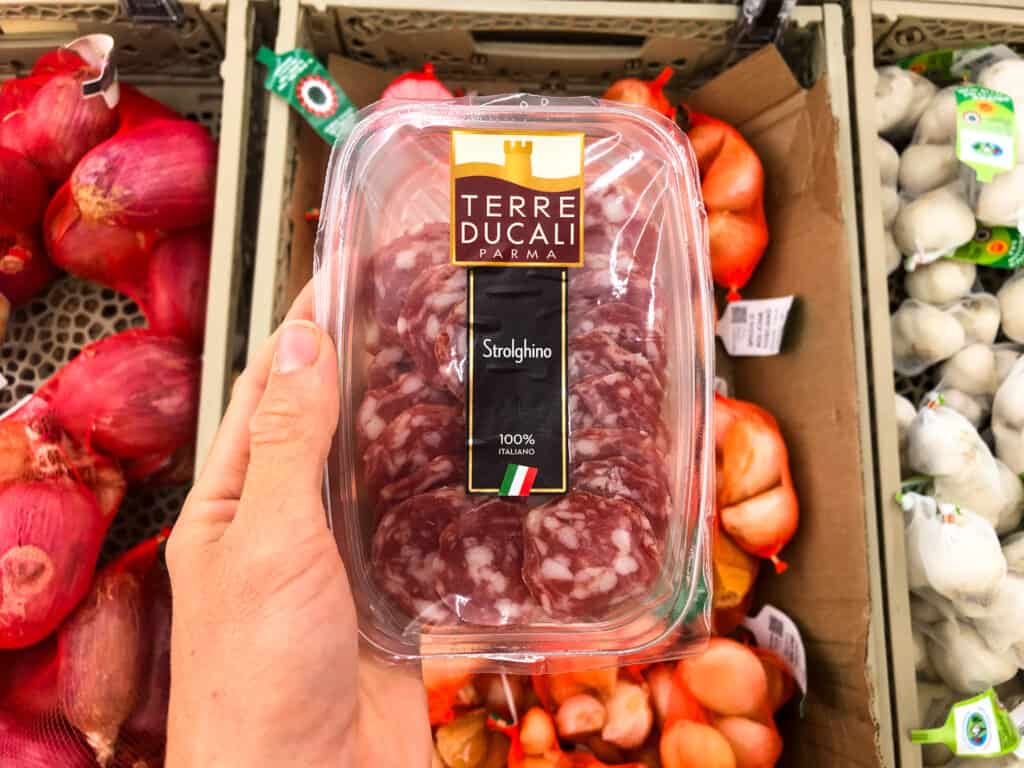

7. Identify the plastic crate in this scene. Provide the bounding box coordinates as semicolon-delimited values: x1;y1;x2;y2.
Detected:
0;0;266;556
851;4;1024;768
249;3;896;766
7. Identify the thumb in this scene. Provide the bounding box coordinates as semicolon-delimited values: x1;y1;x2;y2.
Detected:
237;319;340;529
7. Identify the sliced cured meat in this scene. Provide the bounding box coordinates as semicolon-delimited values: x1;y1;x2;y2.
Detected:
522;491;659;620
371;486;475;622
356;371;453;448
571;427;664;468
363;404;464;495
572;302;667;379
435;500;536;626
378;454;466;508
365;345;412;389
371;223;450;331
568;330;663;401
573;456;671;539
569;261;655;317
434;298;468;399
397;263;466;382
569;372;665;446
365;313;402;354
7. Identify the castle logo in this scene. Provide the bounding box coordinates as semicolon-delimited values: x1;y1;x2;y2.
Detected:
450;130;585;267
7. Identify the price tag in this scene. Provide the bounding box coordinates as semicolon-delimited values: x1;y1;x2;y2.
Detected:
956;85;1017;183
716;296;794;357
951;227;1024;269
65;34;119;108
742;604;808;699
912;689;1021;758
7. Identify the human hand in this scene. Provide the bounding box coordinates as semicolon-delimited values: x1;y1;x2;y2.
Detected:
165;285;432;768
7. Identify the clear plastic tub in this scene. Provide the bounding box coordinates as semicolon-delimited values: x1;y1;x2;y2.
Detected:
314;94;715;667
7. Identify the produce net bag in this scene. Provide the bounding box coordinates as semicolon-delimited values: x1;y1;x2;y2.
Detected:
313;94;715;668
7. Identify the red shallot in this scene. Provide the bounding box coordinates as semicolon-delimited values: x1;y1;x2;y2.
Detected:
0;636;60;718
142;228;210;352
19;51;117;182
58;532;168;767
71;119;217;231
381;63;453;101
35;330;200;463
0;712;96;768
116;85;182;134
0;480;110;649
0;229;56;306
43;183;156;299
0;147;48;230
0;76;45;157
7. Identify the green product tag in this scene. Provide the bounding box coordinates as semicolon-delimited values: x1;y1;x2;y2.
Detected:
951;226;1024;269
911;689;1022;758
956;85;1017;183
899;50;957;83
257;47;357;146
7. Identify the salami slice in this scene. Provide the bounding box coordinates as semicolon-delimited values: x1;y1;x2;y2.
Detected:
378;454;466;508
522;491;659;620
571;427;665;468
365;345;413;389
572;302;667;380
434;298;468;400
371;486;475;622
569;372;665;445
363;404;464;495
568;330;663;402
365;312;402;354
573;457;671;539
435;500;536;626
372;223;450;331
569;260;655;317
356;371;453;448
397;264;467;383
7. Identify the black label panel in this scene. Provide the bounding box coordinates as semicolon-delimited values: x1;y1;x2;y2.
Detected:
467;268;568;495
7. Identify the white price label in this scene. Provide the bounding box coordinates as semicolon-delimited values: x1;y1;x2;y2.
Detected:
742;604;808;698
716;296;795;357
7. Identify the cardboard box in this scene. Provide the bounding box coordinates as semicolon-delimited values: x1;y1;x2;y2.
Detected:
274;43;882;767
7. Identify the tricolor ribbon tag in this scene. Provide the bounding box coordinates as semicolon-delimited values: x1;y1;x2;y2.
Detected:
499;464;537;497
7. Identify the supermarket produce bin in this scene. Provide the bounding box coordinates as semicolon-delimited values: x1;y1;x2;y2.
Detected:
0;0;264;550
852;4;1024;768
249;2;894;765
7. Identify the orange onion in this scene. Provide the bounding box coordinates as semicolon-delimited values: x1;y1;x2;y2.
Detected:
720;485;799;574
58;533;167;766
0;480;111;649
678;639;768;717
752;648;796;715
71;119;216;231
660;720;737;768
714;716;783;768
603;67;676;119
43;183;156;299
36;330;200;463
19;51;117;182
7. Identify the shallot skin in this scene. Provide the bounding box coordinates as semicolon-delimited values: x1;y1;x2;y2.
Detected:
116;85;182;135
0;147;48;230
0;712;96;768
144;228;211;353
0;480;109;649
39;330;200;462
71;119;217;231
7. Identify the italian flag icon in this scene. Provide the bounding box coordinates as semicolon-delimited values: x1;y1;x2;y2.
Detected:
499;464;538;496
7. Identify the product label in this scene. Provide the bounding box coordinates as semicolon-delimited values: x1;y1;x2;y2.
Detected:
257;47;357;145
742;605;808;700
956;85;1017;183
466;268;567;495
450;130;585;268
912;689;1022;757
66;34;119;109
716;296;795;356
951;227;1024;269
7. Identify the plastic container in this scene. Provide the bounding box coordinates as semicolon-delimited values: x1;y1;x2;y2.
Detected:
313;94;715;666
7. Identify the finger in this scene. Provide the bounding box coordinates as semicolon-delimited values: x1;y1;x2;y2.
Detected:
187;282;320;507
236;319;340;531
